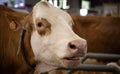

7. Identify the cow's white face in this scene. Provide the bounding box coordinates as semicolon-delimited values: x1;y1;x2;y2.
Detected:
30;1;87;73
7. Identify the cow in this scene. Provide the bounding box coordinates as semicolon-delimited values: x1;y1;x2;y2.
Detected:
71;14;120;54
0;1;87;74
0;5;14;12
70;14;120;74
48;14;120;74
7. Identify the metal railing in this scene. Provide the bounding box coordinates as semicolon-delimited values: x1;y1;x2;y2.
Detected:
42;53;120;74
81;53;120;63
60;64;120;74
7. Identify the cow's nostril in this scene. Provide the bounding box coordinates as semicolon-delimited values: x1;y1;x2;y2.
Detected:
69;43;77;49
68;39;87;51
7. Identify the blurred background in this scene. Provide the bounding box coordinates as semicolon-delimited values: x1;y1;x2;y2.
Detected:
0;0;120;17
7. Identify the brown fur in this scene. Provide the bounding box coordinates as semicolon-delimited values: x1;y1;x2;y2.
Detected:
0;5;51;74
71;14;120;54
69;14;120;74
0;5;35;74
0;5;14;12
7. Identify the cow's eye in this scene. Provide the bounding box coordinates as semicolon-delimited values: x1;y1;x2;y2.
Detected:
37;22;43;27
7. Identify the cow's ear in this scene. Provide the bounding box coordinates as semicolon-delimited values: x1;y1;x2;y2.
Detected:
9;21;17;30
22;12;34;32
6;12;23;31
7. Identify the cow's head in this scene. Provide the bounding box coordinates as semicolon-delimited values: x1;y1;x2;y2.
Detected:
23;1;87;73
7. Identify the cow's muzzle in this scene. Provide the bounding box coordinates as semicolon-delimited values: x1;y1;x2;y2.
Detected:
68;39;87;56
62;39;87;67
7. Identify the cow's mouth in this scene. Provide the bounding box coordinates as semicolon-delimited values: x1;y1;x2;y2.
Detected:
62;56;81;67
64;56;80;60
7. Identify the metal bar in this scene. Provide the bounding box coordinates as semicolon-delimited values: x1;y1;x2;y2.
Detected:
59;64;120;74
43;53;120;74
81;53;120;63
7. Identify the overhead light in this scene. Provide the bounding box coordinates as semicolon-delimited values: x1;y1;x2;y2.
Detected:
14;4;18;8
80;9;88;16
19;3;24;7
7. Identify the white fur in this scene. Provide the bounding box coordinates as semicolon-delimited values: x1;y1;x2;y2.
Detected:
107;62;120;69
30;1;87;73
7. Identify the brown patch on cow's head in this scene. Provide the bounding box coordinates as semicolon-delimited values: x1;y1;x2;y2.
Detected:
35;18;51;36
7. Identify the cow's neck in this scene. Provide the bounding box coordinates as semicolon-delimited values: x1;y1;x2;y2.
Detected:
18;29;36;68
35;62;58;74
19;29;58;74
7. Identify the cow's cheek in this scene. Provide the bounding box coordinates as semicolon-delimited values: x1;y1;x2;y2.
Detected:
30;31;47;61
30;31;60;64
48;31;87;67
47;32;77;58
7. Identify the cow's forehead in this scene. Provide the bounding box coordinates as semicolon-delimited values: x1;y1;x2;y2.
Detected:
32;1;73;25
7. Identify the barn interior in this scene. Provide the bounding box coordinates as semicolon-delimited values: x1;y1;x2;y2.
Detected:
0;0;120;74
0;0;120;17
